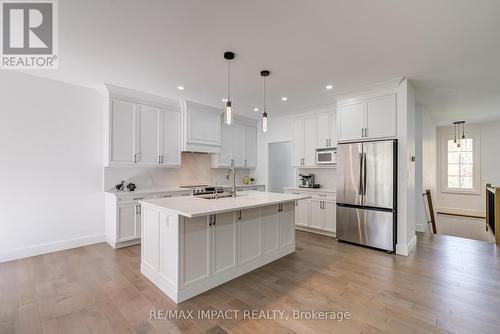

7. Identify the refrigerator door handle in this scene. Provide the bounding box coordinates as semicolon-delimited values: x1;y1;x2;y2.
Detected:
363;152;367;196
358;153;363;198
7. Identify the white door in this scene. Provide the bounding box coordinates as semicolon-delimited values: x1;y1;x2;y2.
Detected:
329;111;337;147
160;109;181;166
238;208;262;264
110;99;135;164
323;200;336;233
279;202;295;247
316;112;330;149
303;115;316;166
292;118;305;167
136;104;160;165
338;102;364;142
230;124;245;167
117;204;138;241
262;205;279;255
309;199;324;229
212;212;237;275
295;197;309;227
365;95;396;139
244;125;257;168
180;216;211;288
269;142;294;193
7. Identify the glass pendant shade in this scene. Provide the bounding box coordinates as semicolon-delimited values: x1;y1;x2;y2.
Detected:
225;101;232;125
262;112;268;133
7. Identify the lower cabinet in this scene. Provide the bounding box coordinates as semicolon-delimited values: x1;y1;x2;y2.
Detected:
117;204;141;241
212;212;237;276
262;205;279;254
180;216;211;288
238;208;262;264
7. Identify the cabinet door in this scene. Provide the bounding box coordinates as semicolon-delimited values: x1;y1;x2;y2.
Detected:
230;124;245;167
238;208;262;264
187;112;221;145
180;216;211;288
136;104;160;165
217;123;232;167
262;205;279;255
110;99;135;164
292;118;305;167
329;111;337;147
160;109;181;166
338;102;364;142
135;204;141;239
279;202;295;247
316;112;330;149
303;115;316;167
365;95;396;139
243;125;257;168
295;197;309;227
323;201;336;233
309;199;325;230
117;204;139;241
212;212;237;275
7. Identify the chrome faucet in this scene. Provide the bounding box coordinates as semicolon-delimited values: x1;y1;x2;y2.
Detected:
226;165;237;198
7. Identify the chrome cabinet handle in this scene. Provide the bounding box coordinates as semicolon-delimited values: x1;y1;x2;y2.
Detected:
238;210;242;220
365;128;368;137
319;194;327;197
133;197;144;200
136;205;141;214
325;139;328;147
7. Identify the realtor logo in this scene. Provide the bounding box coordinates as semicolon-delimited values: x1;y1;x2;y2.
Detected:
1;0;58;69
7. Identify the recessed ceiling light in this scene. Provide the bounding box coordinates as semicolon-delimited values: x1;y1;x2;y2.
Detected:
325;84;333;90
177;86;184;90
222;98;228;102
253;107;259;112
281;97;288;101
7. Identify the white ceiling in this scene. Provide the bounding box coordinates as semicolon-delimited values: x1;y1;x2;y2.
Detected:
31;0;500;124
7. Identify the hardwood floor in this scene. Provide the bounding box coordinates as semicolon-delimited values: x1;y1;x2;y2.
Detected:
1;231;500;334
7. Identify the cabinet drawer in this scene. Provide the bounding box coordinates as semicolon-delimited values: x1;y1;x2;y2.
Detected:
117;194;154;204
310;192;336;200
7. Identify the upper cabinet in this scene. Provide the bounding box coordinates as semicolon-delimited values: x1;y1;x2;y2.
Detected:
182;101;222;153
337;94;396;143
104;84;182;167
212;116;258;169
316;111;337;149
292;115;316;167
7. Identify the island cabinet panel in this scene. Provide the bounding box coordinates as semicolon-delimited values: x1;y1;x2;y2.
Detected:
180;216;211;289
158;213;179;286
238;208;262;265
142;207;159;271
279;202;295;247
262;205;280;255
212;212;237;276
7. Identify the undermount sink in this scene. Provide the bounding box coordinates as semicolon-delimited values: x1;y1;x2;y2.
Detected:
198;193;248;200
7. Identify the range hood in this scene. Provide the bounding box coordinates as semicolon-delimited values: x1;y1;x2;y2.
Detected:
181;100;223;154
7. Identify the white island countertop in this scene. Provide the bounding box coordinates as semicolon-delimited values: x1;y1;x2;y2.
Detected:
140;191;308;218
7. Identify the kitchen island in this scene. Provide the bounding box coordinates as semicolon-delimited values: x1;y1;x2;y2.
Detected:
140;191;308;303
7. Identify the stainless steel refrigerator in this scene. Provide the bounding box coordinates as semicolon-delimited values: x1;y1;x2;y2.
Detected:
336;139;397;252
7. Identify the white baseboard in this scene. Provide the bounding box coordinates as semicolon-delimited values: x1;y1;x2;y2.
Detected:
415;224;428;233
0;234;106;263
396;234;417;256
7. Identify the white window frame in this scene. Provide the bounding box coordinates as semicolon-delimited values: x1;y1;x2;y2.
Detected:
439;133;480;195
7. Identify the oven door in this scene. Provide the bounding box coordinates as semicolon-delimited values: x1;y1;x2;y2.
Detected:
316;149;336;164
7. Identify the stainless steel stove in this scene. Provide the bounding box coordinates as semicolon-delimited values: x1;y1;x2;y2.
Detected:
179;185;225;196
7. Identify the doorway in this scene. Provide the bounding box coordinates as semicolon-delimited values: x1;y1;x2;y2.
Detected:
268;141;295;193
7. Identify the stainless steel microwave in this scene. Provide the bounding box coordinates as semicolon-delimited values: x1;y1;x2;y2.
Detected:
316;148;337;164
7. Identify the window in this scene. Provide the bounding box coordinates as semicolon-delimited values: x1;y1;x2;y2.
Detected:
447;138;473;190
441;135;480;194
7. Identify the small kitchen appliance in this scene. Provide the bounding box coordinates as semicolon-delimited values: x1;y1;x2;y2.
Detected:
299;174;315;188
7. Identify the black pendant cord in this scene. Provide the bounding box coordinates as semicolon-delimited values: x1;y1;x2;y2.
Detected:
227;60;231;101
263;76;266;114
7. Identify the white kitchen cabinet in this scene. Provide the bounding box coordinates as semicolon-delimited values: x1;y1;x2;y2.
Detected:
288;190;308;227
117;204;141;241
243;125;257;168
323;200;336;233
136;104;160;165
365;95;396;139
338;102;365;142
309;199;325;230
180;216;211;288
262;205;279;255
182;100;221;153
337;94;396;142
292;115;316;167
238;208;262;264
212;212;237;276
279;202;295;247
160;109;181;166
110;99;135;165
316;111;337;149
105;84;182;167
212;118;257;169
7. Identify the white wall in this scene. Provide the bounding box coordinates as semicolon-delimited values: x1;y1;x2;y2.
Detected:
436;121;500;214
0;71;104;262
421;107;437;232
104;153;248;190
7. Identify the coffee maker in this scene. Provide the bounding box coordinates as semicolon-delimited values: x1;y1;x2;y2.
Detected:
299;173;315;188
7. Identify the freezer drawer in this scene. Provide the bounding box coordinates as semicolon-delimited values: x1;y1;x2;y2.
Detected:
336;206;394;251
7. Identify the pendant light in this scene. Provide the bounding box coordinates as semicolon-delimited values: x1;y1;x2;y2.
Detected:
453;121;465;148
260;70;270;133
224;51;235;125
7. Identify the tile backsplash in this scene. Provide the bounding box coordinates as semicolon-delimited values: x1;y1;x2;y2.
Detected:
104;153;255;191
